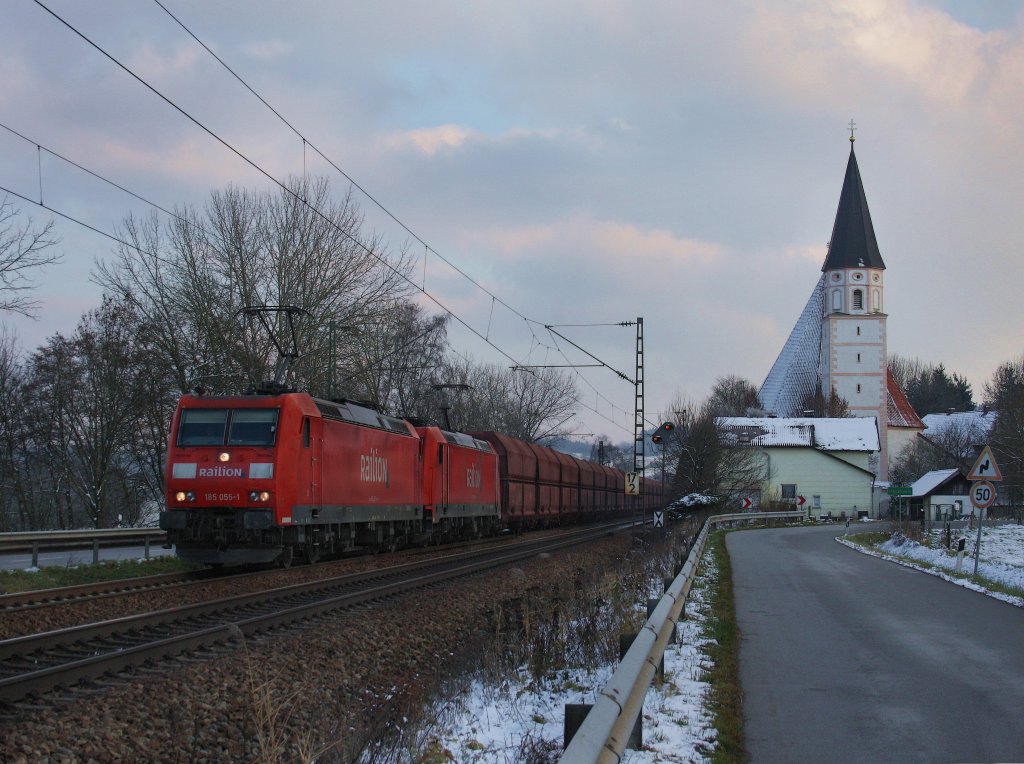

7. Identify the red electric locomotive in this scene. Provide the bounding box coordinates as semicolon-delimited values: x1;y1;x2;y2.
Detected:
416;426;500;538
161;392;414;565
161;391;505;566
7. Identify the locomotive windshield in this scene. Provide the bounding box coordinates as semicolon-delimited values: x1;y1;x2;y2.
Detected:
228;409;279;446
178;408;279;447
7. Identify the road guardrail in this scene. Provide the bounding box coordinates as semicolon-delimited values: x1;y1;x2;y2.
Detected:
0;528;168;567
561;510;804;762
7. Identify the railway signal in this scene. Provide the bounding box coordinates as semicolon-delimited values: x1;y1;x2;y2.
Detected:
651;421;674;444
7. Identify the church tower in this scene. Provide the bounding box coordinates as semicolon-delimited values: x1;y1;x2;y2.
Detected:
819;134;889;476
759;131;923;482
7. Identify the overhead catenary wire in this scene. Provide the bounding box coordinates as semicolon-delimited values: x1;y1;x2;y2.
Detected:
22;0;645;435
148;0;657;428
0;120;634;437
150;0;534;330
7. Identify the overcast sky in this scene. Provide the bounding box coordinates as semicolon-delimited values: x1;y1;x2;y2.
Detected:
2;1;1022;441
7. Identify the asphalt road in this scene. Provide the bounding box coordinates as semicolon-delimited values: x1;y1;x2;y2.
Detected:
728;524;1024;763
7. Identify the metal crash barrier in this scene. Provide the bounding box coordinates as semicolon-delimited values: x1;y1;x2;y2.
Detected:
0;528;168;567
561;510;804;763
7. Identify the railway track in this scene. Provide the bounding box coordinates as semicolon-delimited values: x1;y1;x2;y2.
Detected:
0;523;628;705
0;569;227;612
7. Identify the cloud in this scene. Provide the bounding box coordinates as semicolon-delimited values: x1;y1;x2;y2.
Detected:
125;43;202;83
243;40;292;60
742;0;1024;136
385;124;479;156
462;216;723;267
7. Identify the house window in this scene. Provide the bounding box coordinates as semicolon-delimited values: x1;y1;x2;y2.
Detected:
852;289;864;310
781;484;797;501
813;495;821;508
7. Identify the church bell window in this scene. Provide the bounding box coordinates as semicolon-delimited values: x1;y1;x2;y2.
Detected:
852;289;864;311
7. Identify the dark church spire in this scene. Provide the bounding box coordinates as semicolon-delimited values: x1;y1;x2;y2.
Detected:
822;139;886;272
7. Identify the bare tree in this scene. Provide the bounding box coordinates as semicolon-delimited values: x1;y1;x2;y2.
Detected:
0;329;50;531
889;416;990;486
798;384;851;417
985;357;1024;490
26;298;150;528
589;436;632;471
708;375;761;416
442;359;579;440
0;196;61;317
660;395;770;505
95;177;413;395
340;303;448;415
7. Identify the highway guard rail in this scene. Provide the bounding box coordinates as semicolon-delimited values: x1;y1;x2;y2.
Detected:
0;528;168;567
561;510;805;763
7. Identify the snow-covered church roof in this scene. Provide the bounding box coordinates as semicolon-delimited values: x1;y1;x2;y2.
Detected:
758;275;825;418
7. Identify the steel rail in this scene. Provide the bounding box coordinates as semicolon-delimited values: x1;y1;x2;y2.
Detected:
561;511;805;763
0;524;624;703
0;570;220;611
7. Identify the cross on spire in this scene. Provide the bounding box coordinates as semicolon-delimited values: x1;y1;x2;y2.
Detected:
848;119;857;143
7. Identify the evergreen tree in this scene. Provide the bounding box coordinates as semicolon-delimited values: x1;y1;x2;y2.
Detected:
889;355;974;415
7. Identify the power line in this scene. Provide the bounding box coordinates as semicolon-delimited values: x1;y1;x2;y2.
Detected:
148;0;650;429
24;0;639;435
150;0;535;330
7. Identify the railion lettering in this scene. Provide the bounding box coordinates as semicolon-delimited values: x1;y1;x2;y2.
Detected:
198;466;244;478
467;463;481;489
360;449;390;486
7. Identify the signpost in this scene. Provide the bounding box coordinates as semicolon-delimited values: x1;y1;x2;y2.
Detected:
625;472;640;496
653;510;664;530
967;447;1002;576
887;486;911;528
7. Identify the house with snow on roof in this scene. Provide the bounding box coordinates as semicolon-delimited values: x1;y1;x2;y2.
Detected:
903;468;972;522
718;416;880;519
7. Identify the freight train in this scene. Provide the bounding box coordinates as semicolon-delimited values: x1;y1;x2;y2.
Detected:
159;391;662;566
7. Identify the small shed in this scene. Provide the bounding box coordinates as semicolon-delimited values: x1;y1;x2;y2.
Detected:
908;469;971;521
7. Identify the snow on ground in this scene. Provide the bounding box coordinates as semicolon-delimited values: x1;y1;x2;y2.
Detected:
423;555;719;762
838;523;1024;607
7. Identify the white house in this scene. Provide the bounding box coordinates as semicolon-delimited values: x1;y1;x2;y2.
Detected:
718;417;880;519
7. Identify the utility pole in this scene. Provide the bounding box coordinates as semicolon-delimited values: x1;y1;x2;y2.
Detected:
633;317;645;512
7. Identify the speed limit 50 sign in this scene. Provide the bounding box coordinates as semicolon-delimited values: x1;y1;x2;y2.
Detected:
970;480;997;510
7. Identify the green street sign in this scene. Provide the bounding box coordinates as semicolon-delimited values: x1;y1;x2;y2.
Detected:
887;485;912;496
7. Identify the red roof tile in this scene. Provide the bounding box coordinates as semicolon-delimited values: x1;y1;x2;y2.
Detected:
887;369;924;429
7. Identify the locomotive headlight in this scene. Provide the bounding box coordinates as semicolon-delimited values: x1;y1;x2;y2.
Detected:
249;490;272;502
175;491;195;502
218;452;231;462
259;491;270;502
175;491;186;502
